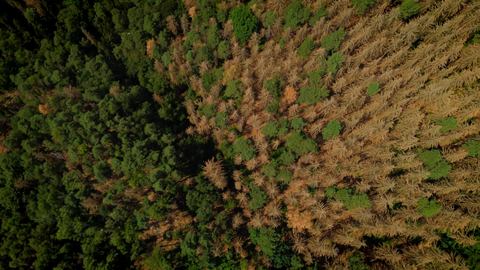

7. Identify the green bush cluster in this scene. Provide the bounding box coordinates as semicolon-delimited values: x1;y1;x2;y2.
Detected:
366;82;381;96
462;140;480;157
321;28;346;53
351;0;377;15
297;84;329;105
434;117;458;133
417;198;442;217
400;0;421;20
230;6;258;43
323;120;343;140
417;150;451;180
283;0;311;29
325;187;371;210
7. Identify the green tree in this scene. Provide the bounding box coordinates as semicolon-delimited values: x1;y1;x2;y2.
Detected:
297;37;315;59
323;120;343;140
217;41;231;60
435;117;458;133
321;28;346;53
400;0;421;20
366;82;381;96
283;0;311;29
418;150;451;180
351;0;376;15
417;198;442;217
229;6;258;43
462;140;480;157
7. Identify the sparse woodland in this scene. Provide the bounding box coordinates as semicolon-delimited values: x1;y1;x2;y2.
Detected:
1;0;480;269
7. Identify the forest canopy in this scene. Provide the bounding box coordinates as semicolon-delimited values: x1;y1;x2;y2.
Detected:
1;0;480;269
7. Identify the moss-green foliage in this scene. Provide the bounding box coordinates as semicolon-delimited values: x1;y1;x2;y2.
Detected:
200;104;216;118
233;137;256;160
195;45;212;64
262;162;278;177
326;52;345;74
218;40;231;60
261;122;279;138
161;51;172;67
283;0;311;29
266;100;280;115
285;131;318;156
278;119;289;137
276;169;293;184
278;150;296;165
263;76;284;99
297;37;315;59
297;85;329;104
417;198;442;217
202;68;223;91
224;79;244;104
309;7;329;26
462;140;480;157
348;252;371;270
249;183;267;210
263;11;278;28
418;150;451;180
366;82;381;96
216;111;229;129
248;227;280;258
93;160;112;182
325;187;371;210
321;28;346;53
207;23;221;49
290;117;306;130
435;117;458;133
323;120;343;140
230;6;258;43
400;0;421;20
351;0;376;15
184;30;201;50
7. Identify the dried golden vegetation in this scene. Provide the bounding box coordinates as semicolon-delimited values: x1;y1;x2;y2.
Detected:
151;0;480;267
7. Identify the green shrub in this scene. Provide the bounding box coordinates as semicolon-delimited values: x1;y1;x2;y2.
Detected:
366;82;381;96
323;120;343;140
249;183;267;210
266;100;279;115
200;104;216;118
230;6;258;43
321;28;346;53
326;187;371;210
263;11;278;28
224;79;244;101
297;37;315;59
351;0;376;15
297;85;329;104
290;117;306;130
261;122;279;138
285;131;318;156
263;76;284;99
207;23;220;49
326;52;345;74
276;169;293;184
435;117;458;133
418;150;451;180
309;7;329;26
283;0;311;29
233;137;256;161
400;0;420;20
462;140;480;157
216;111;229;129
218;41;231;60
417;198;442;217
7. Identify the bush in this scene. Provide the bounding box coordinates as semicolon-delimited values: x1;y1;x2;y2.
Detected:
351;0;376;15
321;28;346;53
417;198;442;217
216;111;229;129
263;76;284;99
261;122;279;138
230;6;258;43
290;117;306;130
297;37;315;59
366;82;381;96
462;140;480;157
297;85;329;104
233;137;256;160
417;150;451;180
263;11;278;28
400;0;420;20
217;41;231;60
326;52;345;74
309;7;329;26
283;0;311;29
323;120;343;140
435;117;458;133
